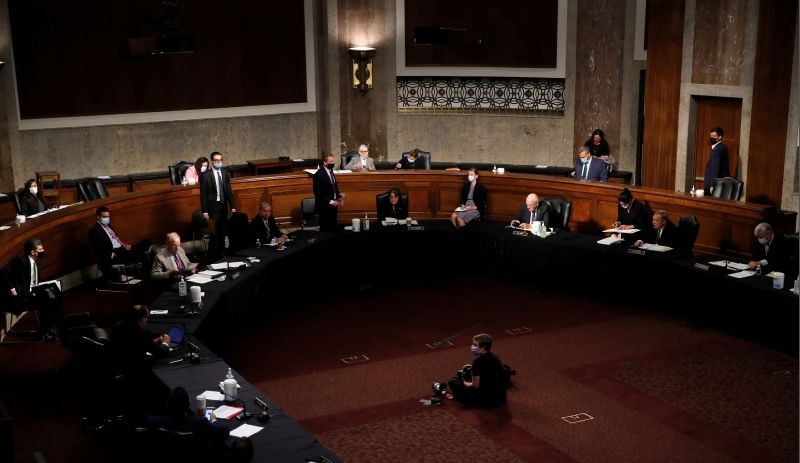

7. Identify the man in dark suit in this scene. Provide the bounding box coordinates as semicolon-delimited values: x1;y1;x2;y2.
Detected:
703;126;730;195
88;206;151;285
748;222;792;276
4;238;62;341
571;146;608;182
634;210;679;248
249;202;287;245
200;152;237;253
511;193;550;228
313;154;343;232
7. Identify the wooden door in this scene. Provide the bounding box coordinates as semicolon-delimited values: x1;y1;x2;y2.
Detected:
690;97;742;191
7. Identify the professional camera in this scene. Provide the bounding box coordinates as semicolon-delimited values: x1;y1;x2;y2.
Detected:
432;382;448;397
456;364;473;382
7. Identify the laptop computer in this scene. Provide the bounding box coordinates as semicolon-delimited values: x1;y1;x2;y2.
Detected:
167;325;186;349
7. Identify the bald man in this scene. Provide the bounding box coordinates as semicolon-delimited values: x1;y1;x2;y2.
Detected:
151;233;198;280
511;193;550;229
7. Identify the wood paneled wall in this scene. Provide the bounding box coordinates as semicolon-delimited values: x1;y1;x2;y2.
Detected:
746;0;797;206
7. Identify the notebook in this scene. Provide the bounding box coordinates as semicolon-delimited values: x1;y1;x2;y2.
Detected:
167;325;186;348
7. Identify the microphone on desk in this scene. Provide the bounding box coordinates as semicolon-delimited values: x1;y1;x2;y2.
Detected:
254;397;271;422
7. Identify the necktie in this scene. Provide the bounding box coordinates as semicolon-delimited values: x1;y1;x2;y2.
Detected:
33;261;38;287
581;163;588;179
264;220;271;239
174;254;184;271
530;209;535;224
216;171;224;201
657;229;662;244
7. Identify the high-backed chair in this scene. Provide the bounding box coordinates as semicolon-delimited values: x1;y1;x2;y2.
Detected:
12;189;24;215
301;198;319;230
340;151;359;170
543;196;572;231
678;215;700;254
191;211;210;257
226;212;252;252
399;150;432;169
712;176;744;200
168;161;194;185
78;179;109;202
375;190;409;221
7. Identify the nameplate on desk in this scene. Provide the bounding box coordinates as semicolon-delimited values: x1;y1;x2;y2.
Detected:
693;263;710;271
408;225;425;231
512;230;528;237
627;248;646;256
231;271;241;280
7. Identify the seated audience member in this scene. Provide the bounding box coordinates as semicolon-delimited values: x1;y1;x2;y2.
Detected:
345;144;376;171
249;202;287;245
147;386;230;442
634;210;678;248
747;222;790;275
19;178;47;216
613;188;648;231
447;333;507;408
184;156;209;184
111;304;170;372
88;206;152;285
584;128;615;171
570;146;608;182
395;149;424;169
151;233;198;280
377;188;408;221
228;437;255;463
510;193;550;229
450;167;487;229
4;238;62;341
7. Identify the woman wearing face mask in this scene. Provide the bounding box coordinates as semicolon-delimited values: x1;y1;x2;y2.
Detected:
395;148;422;169
19;179;47;216
610;188;648;241
183;156;209;184
450;167;487;229
583;128;615;172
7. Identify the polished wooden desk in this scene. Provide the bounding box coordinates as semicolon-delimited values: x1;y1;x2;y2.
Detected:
246;158;294;175
0;171;794;280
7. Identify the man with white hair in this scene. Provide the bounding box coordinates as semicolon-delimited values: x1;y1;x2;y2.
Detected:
747;222;791;275
344;144;376;171
151;232;198;280
510;193;550;229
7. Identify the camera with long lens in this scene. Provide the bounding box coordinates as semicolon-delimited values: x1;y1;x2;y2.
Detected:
431;382;448;397
456;364;473;382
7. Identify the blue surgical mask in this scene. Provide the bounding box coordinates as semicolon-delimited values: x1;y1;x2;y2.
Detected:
467;175;476;182
470;345;479;354
758;237;769;245
100;217;110;226
213;162;223;169
581;157;590;164
200;166;208;173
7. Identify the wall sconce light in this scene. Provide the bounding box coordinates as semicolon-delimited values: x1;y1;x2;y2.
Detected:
349;46;375;92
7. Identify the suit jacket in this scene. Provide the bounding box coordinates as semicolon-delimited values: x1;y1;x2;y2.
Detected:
20;192;46;217
752;233;790;275
249;215;284;243
200;168;236;215
312;166;341;213
644;221;679;247
5;255;36;296
88;221;120;266
151;247;197;280
704;142;730;190
573;157;608;181
460;182;488;218
377;201;408;221
345;156;376;171
513;202;550;228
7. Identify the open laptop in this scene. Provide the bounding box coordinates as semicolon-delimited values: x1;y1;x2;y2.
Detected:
167;325;186;349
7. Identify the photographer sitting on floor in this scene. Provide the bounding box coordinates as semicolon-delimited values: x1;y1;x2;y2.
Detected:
447;333;507;408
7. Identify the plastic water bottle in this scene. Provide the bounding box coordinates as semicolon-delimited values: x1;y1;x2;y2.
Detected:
690;185;696;196
255;238;261;248
539;224;547;238
364;213;370;231
492;164;497;174
178;276;187;297
755;264;762;276
226;367;234;381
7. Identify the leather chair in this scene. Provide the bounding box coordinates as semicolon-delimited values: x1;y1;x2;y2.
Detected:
191;211;210;257
301;198;319;230
78;178;109;202
340;151;359;170
543;196;572;231
375;190;409;220
12;189;25;215
226;212;251;253
399;150;432;169
678;215;700;253
712;176;744;200
168;161;194;185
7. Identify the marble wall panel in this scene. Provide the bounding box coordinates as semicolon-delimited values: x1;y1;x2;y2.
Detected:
691;0;748;85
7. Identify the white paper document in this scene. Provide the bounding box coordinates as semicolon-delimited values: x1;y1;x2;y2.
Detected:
186;275;214;284
303;168;318;175
597;236;624;245
728;270;756;279
602;228;640;234
198;270;222;277
149;309;168;315
708;260;749;270
201;390;225;401
454;206;468;212
535;165;549;168
208;262;246;270
384;217;398;225
639;243;672;252
229;424;263;438
0;226;10;231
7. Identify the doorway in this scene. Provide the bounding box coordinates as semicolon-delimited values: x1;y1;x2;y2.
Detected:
687;96;742;192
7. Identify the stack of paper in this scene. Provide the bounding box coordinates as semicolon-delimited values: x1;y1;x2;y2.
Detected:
186;274;214;284
597;236;624;245
602;228;640;234
638;243;672;252
213;405;244;420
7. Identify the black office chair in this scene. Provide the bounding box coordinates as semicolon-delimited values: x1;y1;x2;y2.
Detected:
678;215;700;254
399;150;432;169
375;190;409;221
227;212;252;252
191;211;210;257
168;161;194;185
340;151;358;170
78;178;109;202
543;196;572;231
712;176;744;200
12;189;23;215
301;198;319;230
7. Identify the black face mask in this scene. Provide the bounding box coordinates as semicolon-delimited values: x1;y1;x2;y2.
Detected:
709;137;718;145
35;251;45;260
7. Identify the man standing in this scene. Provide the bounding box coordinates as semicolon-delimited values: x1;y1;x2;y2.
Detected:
88;206;151;285
571;146;608;182
510;193;550;228
200;152;236;253
344;144;376;171
313;154;343;232
703;127;730;195
151;233;198;280
249;202;287;245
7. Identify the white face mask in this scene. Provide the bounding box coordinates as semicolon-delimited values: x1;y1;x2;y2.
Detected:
468;175;476;182
581;157;590;164
200;166;208;173
470;345;479;354
29;187;38;195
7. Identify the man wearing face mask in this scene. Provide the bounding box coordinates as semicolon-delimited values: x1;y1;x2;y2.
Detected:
747;222;791;276
703;127;730;195
200;151;237;254
446;333;507;408
570;146;608;182
344;144;376;171
88;206;152;286
4;238;63;341
313;154;344;232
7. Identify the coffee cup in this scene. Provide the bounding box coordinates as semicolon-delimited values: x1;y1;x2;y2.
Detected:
773;271;785;289
351;218;360;232
695;189;704;197
190;286;202;303
407;216;413;226
497;167;505;174
271;237;277;245
196;394;206;413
